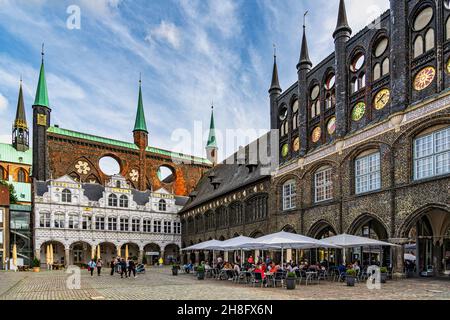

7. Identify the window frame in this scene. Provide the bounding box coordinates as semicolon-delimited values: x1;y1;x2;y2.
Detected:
61;189;72;203
413;127;450;181
314;166;334;203
40;212;51;228
282;180;297;211
355;151;381;195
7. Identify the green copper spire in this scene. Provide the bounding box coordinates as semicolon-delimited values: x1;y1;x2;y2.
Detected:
33;44;50;107
206;105;217;148
133;77;148;133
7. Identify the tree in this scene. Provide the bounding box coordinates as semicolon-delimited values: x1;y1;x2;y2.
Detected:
0;181;18;204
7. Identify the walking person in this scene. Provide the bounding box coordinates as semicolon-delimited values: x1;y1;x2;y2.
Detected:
97;259;103;276
110;259;116;276
128;258;136;278
88;259;96;277
120;258;128;278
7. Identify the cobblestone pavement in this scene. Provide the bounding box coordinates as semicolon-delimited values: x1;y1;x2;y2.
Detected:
0;268;449;300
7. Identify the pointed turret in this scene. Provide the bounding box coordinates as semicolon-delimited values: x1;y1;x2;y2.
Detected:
34;50;49;108
269;53;281;93
333;0;352;39
297;25;312;70
32;45;52;181
206;105;218;165
133;76;149;191
13;78;29;151
133;78;148;133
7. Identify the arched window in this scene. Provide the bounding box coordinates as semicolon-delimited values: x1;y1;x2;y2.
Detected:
62;189;72;203
350;52;366;94
314;166;333;203
17;168;26;183
324;74;336;110
412;7;435;58
382;58;390;76
108;194;118;207
159;199;167;212
68;214;79;229
216;206;228;229
282;180;297;211
229;202;243;226
447;17;450;40
292;100;299;130
119;195;129;208
54;213;65;228
425;28;435;51
414;35;424;58
414;126;450;180
373;63;381;81
355;151;381;194
0;166;5;180
245;194;268;222
187;217;194;235
310;85;320;119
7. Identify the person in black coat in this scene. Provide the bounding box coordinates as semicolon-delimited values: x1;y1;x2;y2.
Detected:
110;259;115;276
128;259;136;278
120;259;128;278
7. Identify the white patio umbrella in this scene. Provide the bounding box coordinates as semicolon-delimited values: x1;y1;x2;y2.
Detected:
236;232;340;266
182;239;224;267
404;253;416;261
206;236;259;268
320;234;399;264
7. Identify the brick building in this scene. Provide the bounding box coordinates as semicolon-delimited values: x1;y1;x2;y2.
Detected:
0;185;10;269
180;0;450;276
30;51;211;264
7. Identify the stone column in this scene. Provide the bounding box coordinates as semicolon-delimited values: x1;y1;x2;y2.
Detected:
65;248;70;267
160;251;165;265
195;252;199;264
138;250;144;264
34;248;41;262
390;238;408;274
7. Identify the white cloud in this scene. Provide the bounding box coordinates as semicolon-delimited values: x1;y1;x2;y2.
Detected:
0;93;8;111
146;21;182;49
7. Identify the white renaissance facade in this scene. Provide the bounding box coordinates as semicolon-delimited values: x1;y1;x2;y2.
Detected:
33;175;186;266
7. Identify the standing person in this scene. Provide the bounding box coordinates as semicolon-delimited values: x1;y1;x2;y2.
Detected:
97;259;103;276
120;258;128;278
158;257;164;267
88;259;96;277
110;259;115;276
128;259;137;278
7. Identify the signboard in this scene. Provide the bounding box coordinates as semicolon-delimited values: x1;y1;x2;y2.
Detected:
146;252;160;256
151;193;174;200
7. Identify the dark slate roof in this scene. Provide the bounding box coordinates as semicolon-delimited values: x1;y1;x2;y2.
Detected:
35;180;189;207
132;189;151;206
83;183;105;201
180;133;272;213
35;181;50;197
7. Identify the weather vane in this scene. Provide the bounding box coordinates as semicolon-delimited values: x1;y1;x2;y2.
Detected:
303;10;309;29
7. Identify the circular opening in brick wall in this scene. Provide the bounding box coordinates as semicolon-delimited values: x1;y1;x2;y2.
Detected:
99;156;121;176
157;165;175;184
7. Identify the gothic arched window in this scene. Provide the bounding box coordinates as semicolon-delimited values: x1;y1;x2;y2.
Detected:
17;168;26;183
0;166;5;180
412;6;435;59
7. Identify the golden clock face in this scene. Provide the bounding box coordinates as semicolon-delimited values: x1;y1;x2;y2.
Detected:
312;127;322;143
37;114;47;126
374;89;390;110
352;102;366;122
414;66;436;91
281;144;289;158
292;137;300;152
327;117;336;135
447;59;450;74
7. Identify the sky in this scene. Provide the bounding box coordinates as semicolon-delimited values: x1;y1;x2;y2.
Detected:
0;0;389;161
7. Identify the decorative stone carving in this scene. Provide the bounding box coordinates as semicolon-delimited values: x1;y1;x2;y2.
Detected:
75;161;91;175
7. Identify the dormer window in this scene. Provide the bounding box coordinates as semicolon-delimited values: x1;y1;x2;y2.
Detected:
62;189;72;203
108;194;118;207
159;199;167;212
116;181;121;188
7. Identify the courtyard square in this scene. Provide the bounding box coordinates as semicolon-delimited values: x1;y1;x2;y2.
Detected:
0;267;449;301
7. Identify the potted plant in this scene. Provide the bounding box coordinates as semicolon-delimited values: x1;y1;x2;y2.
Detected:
197;265;206;280
380;267;388;283
286;272;296;290
172;264;180;276
346;269;357;287
32;258;41;273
